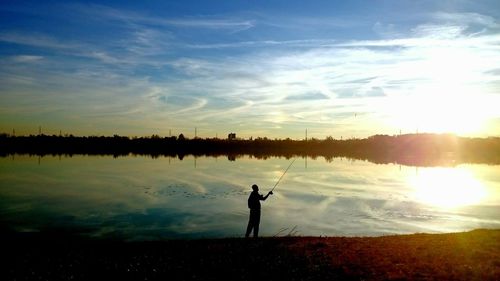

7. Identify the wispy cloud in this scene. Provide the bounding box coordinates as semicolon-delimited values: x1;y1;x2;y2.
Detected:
184;39;339;49
411;24;466;39
161;18;255;31
1;3;500;137
432;12;499;29
11;55;44;63
0;32;79;50
285;92;330;101
74;3;255;32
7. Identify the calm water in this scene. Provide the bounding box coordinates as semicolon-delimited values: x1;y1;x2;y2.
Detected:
1;155;499;240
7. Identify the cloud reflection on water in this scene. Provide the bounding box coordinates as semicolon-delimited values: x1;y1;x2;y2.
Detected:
0;155;499;240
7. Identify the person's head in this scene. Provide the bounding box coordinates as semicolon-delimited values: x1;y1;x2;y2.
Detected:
252;184;259;192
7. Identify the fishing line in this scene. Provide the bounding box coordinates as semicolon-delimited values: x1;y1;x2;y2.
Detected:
270;158;296;192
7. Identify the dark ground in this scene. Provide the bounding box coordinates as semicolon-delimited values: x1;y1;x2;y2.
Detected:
2;229;499;281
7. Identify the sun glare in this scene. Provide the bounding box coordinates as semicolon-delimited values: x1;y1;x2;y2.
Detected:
409;167;487;208
382;44;496;136
387;86;489;135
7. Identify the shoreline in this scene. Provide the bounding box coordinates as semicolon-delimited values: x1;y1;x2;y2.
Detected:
2;133;500;166
3;229;499;280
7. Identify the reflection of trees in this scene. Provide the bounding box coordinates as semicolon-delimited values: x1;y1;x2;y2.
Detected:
0;133;499;166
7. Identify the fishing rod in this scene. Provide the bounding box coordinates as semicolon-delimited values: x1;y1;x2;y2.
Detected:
270;158;296;192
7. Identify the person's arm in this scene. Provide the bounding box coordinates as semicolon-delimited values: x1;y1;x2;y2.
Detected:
261;191;273;201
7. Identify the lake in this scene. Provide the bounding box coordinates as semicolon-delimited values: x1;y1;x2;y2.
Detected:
1;155;499;240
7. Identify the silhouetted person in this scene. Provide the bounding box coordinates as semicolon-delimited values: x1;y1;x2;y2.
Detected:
245;184;272;238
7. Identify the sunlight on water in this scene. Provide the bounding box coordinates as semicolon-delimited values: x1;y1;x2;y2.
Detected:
0;155;499;239
408;167;487;208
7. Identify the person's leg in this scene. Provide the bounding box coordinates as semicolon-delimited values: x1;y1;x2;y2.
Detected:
245;225;252;238
253;210;261;237
245;212;253;238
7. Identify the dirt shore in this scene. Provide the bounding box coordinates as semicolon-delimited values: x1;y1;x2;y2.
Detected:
3;229;499;281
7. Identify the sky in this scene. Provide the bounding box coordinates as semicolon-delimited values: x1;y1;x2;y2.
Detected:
1;0;500;139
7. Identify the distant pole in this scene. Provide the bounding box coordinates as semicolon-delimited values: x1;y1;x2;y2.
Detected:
12;128;15;136
39;126;41;135
305;129;308;141
59;130;62;137
216;133;218;139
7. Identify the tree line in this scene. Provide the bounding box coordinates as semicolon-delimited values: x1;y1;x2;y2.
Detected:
1;133;499;166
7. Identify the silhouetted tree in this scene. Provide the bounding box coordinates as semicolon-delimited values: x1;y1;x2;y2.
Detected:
0;133;499;166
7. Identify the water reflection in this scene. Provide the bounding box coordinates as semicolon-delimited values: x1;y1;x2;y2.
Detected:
409;168;487;208
0;155;499;240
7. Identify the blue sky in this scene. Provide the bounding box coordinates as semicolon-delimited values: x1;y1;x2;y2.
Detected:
1;0;500;138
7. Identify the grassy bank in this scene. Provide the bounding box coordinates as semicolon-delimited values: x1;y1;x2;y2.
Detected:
3;229;499;280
